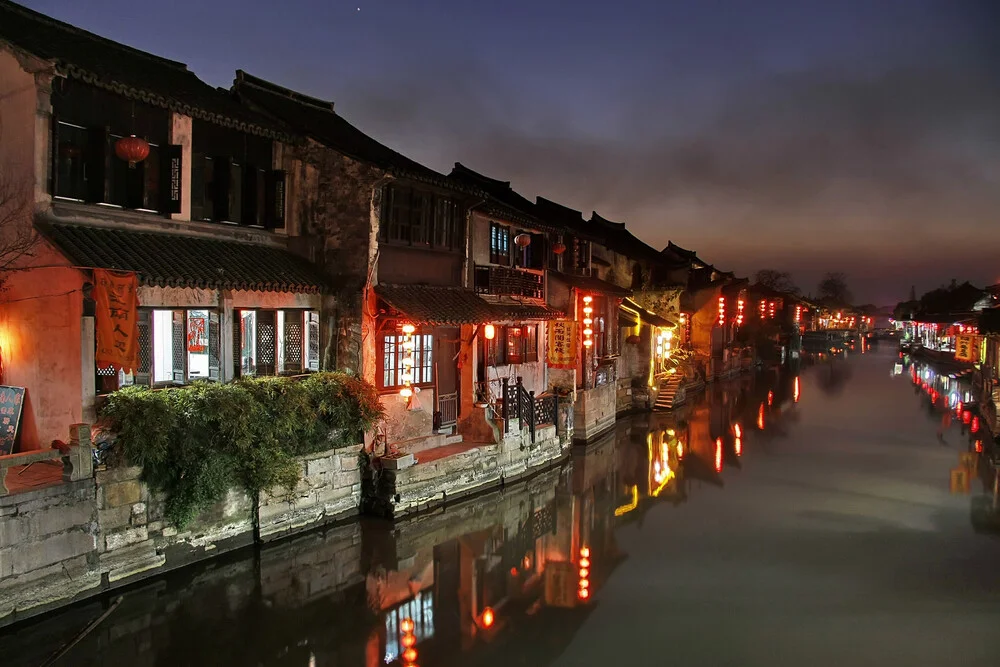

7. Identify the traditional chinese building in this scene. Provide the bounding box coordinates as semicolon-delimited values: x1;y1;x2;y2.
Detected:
0;2;329;450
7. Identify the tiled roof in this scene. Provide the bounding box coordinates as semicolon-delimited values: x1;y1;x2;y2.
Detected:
376;284;498;325
234;72;462;191
0;1;290;140
449;164;557;231
41;223;328;293
551;272;632;297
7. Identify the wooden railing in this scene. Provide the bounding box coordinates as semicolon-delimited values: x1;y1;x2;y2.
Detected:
474;265;544;299
437;391;458;429
501;378;558;444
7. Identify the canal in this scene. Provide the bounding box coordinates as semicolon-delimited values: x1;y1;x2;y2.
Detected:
3;346;999;666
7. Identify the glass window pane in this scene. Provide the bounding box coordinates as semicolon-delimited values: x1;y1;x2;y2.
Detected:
240;310;257;376
187;309;210;380
54;122;88;200
153;309;174;383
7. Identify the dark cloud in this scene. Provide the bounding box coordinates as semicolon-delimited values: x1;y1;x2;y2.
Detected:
334;58;1000;304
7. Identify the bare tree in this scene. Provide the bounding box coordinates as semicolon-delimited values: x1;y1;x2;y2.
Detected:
0;167;38;293
817;272;853;305
753;269;799;294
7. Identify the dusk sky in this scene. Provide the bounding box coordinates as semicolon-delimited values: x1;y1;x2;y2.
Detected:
24;0;1000;305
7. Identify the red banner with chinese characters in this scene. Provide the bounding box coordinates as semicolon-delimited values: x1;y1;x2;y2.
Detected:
547;320;578;369
94;269;140;373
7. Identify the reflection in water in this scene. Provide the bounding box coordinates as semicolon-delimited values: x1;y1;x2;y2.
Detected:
1;365;812;667
898;354;1000;536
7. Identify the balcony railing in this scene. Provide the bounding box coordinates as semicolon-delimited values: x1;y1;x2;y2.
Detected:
474;265;544;299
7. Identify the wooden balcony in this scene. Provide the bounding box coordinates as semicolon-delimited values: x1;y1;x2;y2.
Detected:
474;265;544;299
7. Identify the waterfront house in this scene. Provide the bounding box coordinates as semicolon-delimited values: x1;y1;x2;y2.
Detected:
0;1;329;453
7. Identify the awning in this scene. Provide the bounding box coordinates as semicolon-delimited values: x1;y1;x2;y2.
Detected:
376;284;497;325
552;272;632;297
621;298;676;328
40;221;329;293
619;309;639;328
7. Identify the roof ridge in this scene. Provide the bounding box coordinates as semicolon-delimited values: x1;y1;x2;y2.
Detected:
451;163;511;189
0;0;189;70
234;70;336;113
590;211;626;229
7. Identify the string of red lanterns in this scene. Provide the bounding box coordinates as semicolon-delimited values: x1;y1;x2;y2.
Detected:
582;295;594;350
717;296;726;327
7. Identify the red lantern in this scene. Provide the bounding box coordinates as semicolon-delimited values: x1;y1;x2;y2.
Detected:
114;135;150;168
971;416;980;434
552;242;566;255
514;233;531;247
962;410;971;425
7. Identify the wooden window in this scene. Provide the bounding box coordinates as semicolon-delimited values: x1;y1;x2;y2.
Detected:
234;309;318;377
506;325;523;365
380;184;464;250
379;330;434;390
524;324;539;362
484;325;506;366
489;222;510;265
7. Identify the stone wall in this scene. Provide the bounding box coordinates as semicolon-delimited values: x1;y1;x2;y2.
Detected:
0;443;362;627
573;383;617;443
258;446;362;542
0;479;99;624
363;420;567;520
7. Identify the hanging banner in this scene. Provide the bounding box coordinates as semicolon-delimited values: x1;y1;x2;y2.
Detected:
94;269;140;373
547;320;578;369
955;334;979;363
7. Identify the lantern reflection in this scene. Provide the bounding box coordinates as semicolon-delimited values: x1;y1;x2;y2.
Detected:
714;438;723;473
793;376;800;403
757;403;765;430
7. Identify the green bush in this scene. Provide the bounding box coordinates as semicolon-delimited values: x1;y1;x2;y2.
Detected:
100;373;384;528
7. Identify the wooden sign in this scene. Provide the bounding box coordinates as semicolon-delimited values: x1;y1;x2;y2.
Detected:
955;335;979;363
0;386;26;456
547;320;578;369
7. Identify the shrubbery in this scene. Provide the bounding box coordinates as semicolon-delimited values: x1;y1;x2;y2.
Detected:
100;373;384;527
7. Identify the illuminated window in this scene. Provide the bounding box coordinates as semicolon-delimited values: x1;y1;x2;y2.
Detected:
381;331;433;390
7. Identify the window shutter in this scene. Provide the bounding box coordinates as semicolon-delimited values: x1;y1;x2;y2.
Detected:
264;170;286;229
282;310;304;373
208;311;220;381
84;126;108;203
160;145;183;214
241;164;258;226
171;310;186;382
256;310;277;376
233;309;245;378
135;309;152;386
212;156;231;221
307;311;320;371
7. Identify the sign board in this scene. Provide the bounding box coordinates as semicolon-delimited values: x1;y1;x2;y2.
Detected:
0;386;26;456
94;269;140;373
955;335;979;363
547;320;578;369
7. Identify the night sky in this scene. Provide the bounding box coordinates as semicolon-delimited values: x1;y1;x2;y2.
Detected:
23;0;1000;305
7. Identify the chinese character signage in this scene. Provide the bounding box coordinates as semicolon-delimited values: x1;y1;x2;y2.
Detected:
547;320;577;369
0;385;25;455
955;334;979;363
94;269;140;373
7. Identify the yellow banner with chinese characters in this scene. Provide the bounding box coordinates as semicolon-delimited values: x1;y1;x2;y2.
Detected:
94;269;140;373
955;334;979;363
547;320;578;369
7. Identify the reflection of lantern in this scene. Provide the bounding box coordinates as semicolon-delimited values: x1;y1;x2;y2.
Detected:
577;546;591;600
514;233;531;247
971;416;980;433
114;135;150;168
481;607;495;628
963;410;972;424
484;324;495;340
717;296;726;327
552;242;566;255
714;438;723;473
